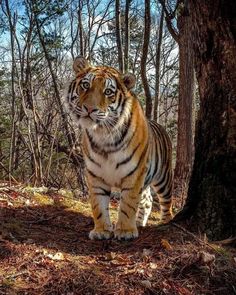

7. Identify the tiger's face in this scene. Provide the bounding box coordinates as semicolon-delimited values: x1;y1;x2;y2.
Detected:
67;57;136;130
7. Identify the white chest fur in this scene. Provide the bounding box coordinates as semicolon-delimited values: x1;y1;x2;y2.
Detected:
85;147;136;187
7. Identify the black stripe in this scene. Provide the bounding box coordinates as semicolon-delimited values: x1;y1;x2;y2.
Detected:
105;126;136;154
116;143;140;169
92;186;110;196
85;153;101;167
159;186;172;199
153;169;168;189
162;208;170;212
152;142;159;178
121;210;129;218
108;111;132;148
115;93;123;111
122;143;148;180
123;201;136;212
119;95;126;114
97;213;102;219
144;161;153;187
86;130;107;157
156;170;170;194
87;169;98;178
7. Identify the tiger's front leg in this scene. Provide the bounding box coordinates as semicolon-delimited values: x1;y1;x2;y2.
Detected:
87;176;113;240
115;172;146;240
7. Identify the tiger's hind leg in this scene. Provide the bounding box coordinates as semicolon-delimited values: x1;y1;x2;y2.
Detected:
152;171;173;224
136;186;153;227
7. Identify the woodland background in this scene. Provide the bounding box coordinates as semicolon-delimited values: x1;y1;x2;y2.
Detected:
0;0;193;200
0;0;236;241
0;1;236;294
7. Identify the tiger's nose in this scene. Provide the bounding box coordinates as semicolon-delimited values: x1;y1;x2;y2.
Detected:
84;105;97;114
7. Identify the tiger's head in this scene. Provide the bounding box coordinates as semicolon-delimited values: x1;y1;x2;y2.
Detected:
66;56;136;131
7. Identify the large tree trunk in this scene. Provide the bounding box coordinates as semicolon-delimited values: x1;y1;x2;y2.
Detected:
173;5;195;200
176;0;236;240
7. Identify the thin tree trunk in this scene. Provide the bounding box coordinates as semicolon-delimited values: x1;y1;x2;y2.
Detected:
124;0;131;72
4;0;17;183
141;0;152;119
115;0;124;72
153;7;164;122
78;0;84;56
173;5;195;199
175;0;236;240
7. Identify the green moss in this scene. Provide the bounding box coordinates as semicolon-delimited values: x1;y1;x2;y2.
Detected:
33;192;54;205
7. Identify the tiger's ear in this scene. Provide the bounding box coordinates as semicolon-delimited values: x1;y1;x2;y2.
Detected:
73;56;90;74
123;73;136;90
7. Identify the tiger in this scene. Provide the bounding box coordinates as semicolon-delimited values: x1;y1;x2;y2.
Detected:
64;56;173;241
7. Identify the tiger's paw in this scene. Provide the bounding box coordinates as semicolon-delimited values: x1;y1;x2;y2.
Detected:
136;220;147;227
89;229;113;240
114;228;139;241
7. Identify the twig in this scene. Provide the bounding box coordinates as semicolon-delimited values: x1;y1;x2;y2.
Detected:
5;270;29;279
171;222;226;256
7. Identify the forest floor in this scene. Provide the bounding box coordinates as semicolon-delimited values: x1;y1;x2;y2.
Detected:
0;182;235;295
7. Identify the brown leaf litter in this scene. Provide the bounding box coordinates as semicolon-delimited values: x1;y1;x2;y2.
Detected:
0;183;235;295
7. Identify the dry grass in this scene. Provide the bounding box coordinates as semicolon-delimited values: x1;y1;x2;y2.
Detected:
0;183;235;295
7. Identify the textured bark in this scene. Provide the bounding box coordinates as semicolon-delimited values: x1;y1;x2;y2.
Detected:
115;0;124;73
141;0;152;119
159;0;194;197
124;0;131;73
4;0;17;182
78;0;84;56
173;5;195;199
153;8;164;122
176;0;236;240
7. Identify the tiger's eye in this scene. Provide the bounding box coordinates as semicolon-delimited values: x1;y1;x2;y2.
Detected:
104;89;113;96
81;81;90;90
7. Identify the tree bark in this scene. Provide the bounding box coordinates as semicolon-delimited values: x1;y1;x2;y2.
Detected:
124;0;131;72
153;7;164;122
115;0;124;72
78;0;84;56
173;4;195;199
4;0;17;183
176;0;236;240
141;0;152;119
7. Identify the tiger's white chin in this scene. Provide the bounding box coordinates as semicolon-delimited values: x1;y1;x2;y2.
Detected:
79;117;99;131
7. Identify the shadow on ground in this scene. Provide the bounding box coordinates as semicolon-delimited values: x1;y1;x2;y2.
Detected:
0;204;169;256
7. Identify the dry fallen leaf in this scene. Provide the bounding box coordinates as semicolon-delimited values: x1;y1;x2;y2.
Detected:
43;250;64;261
105;252;116;261
47;252;64;261
149;262;157;269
